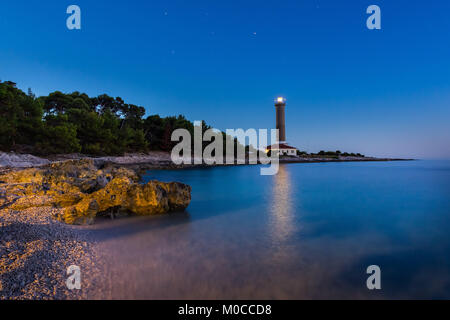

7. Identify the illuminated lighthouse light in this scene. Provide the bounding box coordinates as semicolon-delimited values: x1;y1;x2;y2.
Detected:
276;97;285;103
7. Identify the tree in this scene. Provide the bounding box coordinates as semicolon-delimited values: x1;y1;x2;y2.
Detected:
0;81;43;150
37;123;81;154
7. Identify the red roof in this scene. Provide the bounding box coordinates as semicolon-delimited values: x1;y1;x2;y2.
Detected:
266;144;297;150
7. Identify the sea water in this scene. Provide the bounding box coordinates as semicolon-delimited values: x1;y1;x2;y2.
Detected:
86;160;450;299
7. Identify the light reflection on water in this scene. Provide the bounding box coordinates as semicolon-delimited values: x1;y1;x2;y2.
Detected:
268;165;298;265
270;165;295;243
82;161;450;299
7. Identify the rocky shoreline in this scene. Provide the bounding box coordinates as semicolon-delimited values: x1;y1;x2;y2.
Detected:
0;159;192;225
0;151;412;172
0;158;192;299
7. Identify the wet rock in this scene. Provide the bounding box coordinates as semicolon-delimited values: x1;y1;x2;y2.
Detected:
59;177;191;225
0;159;191;225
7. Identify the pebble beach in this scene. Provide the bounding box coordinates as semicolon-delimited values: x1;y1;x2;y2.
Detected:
0;206;104;300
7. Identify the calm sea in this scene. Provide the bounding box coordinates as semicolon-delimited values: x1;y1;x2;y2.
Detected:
87;160;450;299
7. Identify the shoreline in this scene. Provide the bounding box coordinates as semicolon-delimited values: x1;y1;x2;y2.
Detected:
0;151;414;172
131;157;414;174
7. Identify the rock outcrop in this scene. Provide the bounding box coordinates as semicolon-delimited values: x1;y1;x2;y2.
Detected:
0;160;191;225
0;152;50;168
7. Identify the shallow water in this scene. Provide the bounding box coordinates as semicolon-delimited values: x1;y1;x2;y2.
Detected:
83;160;450;299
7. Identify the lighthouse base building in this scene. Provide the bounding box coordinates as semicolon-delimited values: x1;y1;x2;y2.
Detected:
266;143;298;156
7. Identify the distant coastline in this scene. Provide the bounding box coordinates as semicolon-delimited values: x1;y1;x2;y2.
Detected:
0;151;413;172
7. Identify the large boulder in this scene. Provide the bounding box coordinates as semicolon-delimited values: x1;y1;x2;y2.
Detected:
0;159;137;210
58;177;191;225
128;180;192;214
0;159;192;225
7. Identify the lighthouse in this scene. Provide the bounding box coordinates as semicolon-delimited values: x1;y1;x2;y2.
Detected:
266;97;298;157
275;97;286;142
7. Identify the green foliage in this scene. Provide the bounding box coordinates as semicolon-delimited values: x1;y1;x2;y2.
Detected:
0;81;43;150
36;123;81;154
309;150;365;158
143;115;194;152
0;80;238;157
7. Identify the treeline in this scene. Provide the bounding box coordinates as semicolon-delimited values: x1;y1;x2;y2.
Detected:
0;80;235;156
315;150;365;157
296;150;365;158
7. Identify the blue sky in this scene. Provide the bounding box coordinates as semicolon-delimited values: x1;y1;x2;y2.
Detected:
1;0;449;158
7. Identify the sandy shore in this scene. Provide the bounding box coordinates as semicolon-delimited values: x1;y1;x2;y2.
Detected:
0;206;105;300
